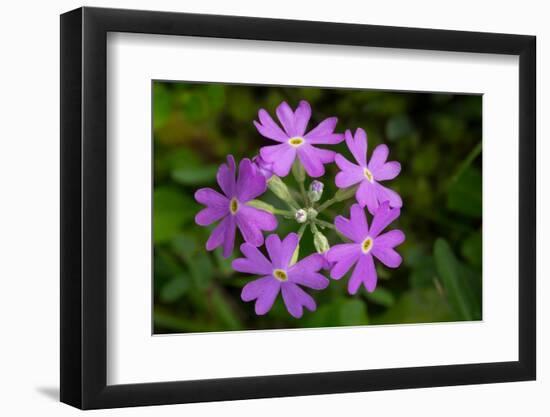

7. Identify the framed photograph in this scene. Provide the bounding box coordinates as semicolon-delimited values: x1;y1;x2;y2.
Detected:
60;6;536;409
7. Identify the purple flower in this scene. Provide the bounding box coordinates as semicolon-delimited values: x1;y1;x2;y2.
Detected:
252;154;274;180
335;128;402;214
195;155;277;258
326;202;405;294
233;233;329;318
254;100;344;178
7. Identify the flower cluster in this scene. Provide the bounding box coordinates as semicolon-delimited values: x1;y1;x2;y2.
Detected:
195;100;404;318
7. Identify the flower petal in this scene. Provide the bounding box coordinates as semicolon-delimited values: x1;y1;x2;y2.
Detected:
241;205;277;231
254;278;281;315
235;219;263;247
281;282;316;318
350;204;369;238
348;253;377;294
254;110;288;142
236;158;267;202
335;155;364;188
260;144;296;177
372;161;401;181
293;100;311;137
241;276;274;301
195;206;228;226
216;155;237;197
356;179;379;215
289;271;329;290
372;246;403;268
346;128;368;167
308;146;336;163
234;243;273;274
194;188;228;208
375;229;405;249
369;202;400;238
280;233;299;268
206;215;229;251
297;144;325;177
240;243;273;268
334;216;358;241
265;234;282;267
327;243;358;262
222;215;236;258
375;182;402;208
241;276;281;315
304;117;344;144
327;246;360;279
368;144;389;172
291;252;324;272
276;101;296;137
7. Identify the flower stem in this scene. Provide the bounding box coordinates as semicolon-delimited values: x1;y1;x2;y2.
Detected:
297;223;308;239
273;208;295;217
292;160;309;206
313;218;335;230
448;141;482;187
316;197;337;212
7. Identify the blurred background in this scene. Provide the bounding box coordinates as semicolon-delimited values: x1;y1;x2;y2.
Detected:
153;81;482;334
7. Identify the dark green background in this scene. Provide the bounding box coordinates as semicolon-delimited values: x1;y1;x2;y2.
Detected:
153;81;482;334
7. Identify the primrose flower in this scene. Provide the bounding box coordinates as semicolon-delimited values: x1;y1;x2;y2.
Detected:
233;233;329;318
254;100;344;178
195;155;277;258
326;202;405;294
252;154;274;180
335;128;402;214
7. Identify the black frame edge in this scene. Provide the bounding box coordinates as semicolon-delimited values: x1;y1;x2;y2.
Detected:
60;7;83;409
60;6;537;410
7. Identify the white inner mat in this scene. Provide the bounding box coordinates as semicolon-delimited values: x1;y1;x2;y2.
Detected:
107;32;519;385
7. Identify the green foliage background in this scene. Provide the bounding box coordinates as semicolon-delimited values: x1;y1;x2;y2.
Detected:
153;81;482;333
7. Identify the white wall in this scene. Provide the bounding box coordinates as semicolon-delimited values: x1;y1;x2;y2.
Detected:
0;0;546;415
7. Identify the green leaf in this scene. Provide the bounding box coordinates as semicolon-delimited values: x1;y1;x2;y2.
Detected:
212;289;242;330
365;287;395;307
433;238;481;320
172;165;218;185
188;253;214;289
160;273;190;303
405;248;437;289
153;187;194;243
461;230;482;269
446;166;482;217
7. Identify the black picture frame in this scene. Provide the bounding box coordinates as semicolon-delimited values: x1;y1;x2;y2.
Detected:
60;6;536;410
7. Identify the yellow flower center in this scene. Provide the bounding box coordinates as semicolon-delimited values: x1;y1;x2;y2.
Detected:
273;269;288;281
364;167;374;182
288;137;304;147
229;197;239;214
361;237;373;254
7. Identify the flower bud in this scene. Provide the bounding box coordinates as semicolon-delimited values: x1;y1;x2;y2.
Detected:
334;184;359;202
308;180;324;202
313;231;330;254
295;209;308;224
246;199;275;213
268;176;297;208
